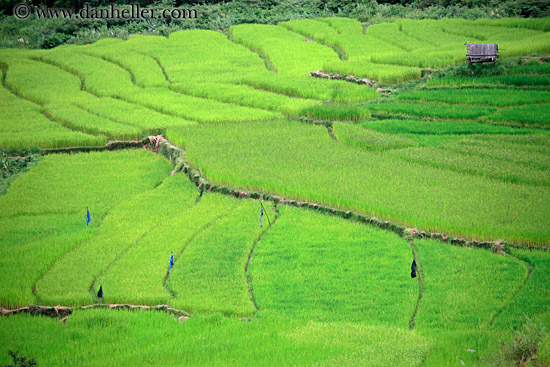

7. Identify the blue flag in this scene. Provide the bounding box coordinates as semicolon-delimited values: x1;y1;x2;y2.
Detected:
86;208;91;227
170;252;174;271
260;204;263;228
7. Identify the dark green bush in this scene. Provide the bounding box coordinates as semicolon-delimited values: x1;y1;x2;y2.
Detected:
1;350;37;367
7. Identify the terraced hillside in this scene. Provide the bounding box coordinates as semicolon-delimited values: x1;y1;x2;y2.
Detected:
1;17;550;367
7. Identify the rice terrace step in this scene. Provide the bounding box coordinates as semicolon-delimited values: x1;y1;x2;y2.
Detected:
0;3;549;366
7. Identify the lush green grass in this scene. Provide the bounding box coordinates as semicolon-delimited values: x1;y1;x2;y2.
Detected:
98;192;236;306
3;57;84;105
493;249;550;330
38;46;135;97
414;238;527;366
122;87;281;123
170;81;320;116
388;145;550;186
239;73;378;103
73;96;197;131
84;48;168;88
0;150;172;307
231;23;340;77
251;206;417;324
1;16;549;367
359;118;536;136
0;84;104;149
299;103;371;121
323;60;422;83
0;310;431;367
334;122;419;151
485;103;550;128
474;17;550;32
35;172;190;306
440;135;550;171
135;30;267;84
279;18;423;82
426;75;550;89
366;101;497;120
44;103;142;140
512;61;550;75
169;200;274;316
168;121;550;245
398;88;550;106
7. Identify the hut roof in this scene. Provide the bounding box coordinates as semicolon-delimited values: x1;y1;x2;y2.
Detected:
465;43;498;56
465;43;499;63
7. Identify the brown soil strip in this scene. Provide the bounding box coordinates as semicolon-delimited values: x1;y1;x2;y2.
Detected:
1;304;190;322
309;69;376;87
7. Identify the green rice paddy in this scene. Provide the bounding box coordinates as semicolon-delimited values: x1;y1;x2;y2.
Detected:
1;16;549;367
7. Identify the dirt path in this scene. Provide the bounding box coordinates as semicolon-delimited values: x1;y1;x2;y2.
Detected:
1;304;190;323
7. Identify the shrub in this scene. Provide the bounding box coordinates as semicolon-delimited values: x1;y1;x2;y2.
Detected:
1;350;37;367
486;317;547;367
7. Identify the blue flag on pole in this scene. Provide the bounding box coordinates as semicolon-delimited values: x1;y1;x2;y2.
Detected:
170;252;174;271
260;204;263;228
86;208;91;227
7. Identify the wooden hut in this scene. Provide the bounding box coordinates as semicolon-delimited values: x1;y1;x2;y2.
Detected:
465;43;499;63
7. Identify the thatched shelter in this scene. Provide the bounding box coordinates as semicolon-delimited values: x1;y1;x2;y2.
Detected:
465;43;499;63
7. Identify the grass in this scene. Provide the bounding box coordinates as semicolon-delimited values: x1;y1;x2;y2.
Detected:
44;103;142;140
387;145;550;186
251;206;417;324
0;310;431;367
168;120;550;245
170;81;320;116
0;16;549;366
0;85;104;149
485;103;550;128
359;118;537;136
230;23;340;77
72;96;197;131
38;47;135;97
440;136;550;171
98;192;236;306
0;150;172;307
493;249;550;330
365;101;497;120
299;103;371;121
3;57;84;105
239;73;378;103
84;49;168;88
414;238;527;366
333;122;419;151
122;87;281;123
426;75;550;89
34;171;187;306
398;88;550;106
323;60;422;83
169;200;274;316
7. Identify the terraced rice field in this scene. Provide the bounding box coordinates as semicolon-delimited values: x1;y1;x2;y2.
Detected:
1;16;549;367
